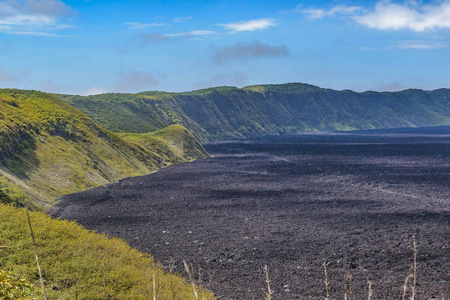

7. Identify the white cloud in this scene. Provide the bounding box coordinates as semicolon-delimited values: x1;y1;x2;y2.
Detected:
0;0;73;36
173;16;193;23
301;5;364;19
4;30;67;36
395;40;447;49
301;1;450;32
301;8;327;19
165;30;219;37
123;22;169;29
355;0;450;31
330;5;365;15
220;18;277;33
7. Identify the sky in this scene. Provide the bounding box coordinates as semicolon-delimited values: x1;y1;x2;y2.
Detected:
0;0;450;95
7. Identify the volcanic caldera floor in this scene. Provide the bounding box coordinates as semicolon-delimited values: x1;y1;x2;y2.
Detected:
49;127;450;300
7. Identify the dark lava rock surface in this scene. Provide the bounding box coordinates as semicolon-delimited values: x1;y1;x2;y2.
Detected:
49;127;450;299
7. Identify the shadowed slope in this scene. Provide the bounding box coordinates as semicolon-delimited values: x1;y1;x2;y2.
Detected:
0;89;208;208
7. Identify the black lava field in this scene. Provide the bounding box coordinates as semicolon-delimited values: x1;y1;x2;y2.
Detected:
50;126;450;300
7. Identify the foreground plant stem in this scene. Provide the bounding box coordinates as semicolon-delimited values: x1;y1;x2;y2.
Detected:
184;261;198;300
264;265;273;300
323;262;330;300
25;205;47;300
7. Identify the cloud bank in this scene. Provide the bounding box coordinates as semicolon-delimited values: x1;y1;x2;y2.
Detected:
355;0;450;31
302;5;364;19
0;0;73;36
220;18;276;33
301;0;450;32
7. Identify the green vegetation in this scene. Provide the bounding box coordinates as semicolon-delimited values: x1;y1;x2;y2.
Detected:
0;204;215;299
59;83;450;143
0;268;38;300
58;93;173;134
119;124;209;165
0;89;208;208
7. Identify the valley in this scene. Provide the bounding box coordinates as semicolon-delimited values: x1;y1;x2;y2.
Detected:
3;0;450;297
50;126;450;299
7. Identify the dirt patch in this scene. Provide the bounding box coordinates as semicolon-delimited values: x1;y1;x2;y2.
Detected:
49;127;450;299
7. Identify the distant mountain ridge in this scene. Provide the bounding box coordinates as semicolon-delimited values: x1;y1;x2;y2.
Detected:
59;83;450;143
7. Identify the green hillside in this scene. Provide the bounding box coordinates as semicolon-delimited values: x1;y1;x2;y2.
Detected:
60;83;450;143
119;124;208;165
0;89;208;208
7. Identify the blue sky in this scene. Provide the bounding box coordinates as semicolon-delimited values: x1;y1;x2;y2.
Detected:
0;0;450;95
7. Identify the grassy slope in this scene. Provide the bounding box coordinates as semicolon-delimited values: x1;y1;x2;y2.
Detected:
0;204;215;299
119;124;209;165
0;89;208;208
60;83;450;143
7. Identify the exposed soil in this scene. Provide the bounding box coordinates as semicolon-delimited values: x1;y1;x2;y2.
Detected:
49;127;450;300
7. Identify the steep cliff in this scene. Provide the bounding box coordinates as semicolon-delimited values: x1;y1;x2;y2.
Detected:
60;83;450;143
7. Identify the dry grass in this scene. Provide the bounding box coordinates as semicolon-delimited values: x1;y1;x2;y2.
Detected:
318;235;432;300
25;206;47;300
263;265;273;300
253;235;439;300
183;261;199;300
367;281;373;300
323;262;330;300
